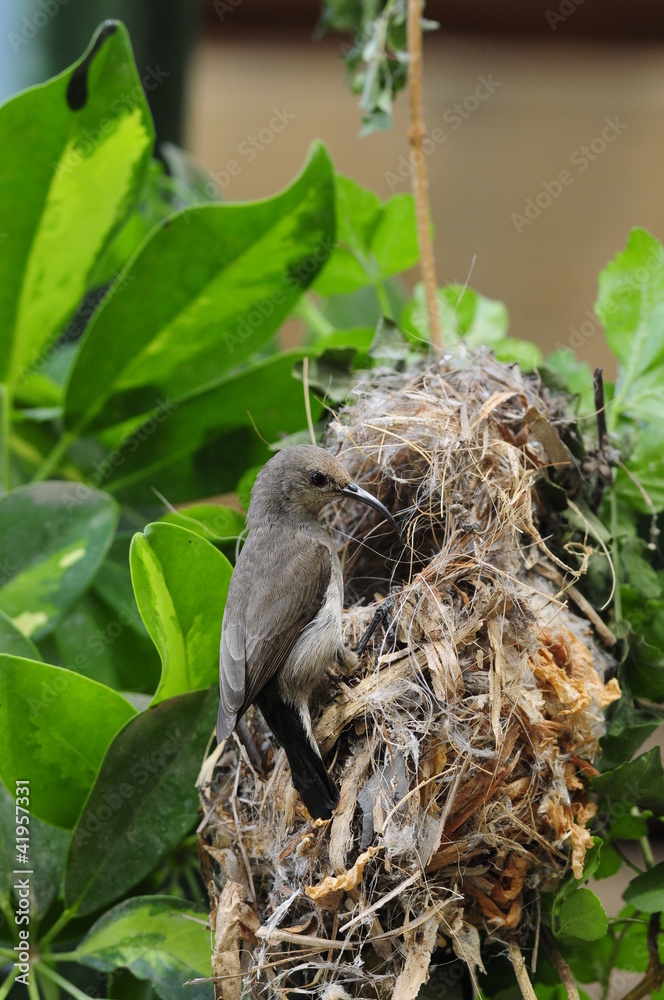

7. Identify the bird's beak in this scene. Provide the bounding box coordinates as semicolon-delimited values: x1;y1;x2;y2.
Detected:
341;482;398;532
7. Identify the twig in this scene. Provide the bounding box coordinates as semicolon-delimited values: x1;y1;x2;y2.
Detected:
303;356;316;445
593;367;607;448
509;941;538;1000
536;561;616;647
543;935;581;1000
407;0;442;349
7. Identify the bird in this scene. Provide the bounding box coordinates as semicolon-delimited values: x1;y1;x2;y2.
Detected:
217;444;397;820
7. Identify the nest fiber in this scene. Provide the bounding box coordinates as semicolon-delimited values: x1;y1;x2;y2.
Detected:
200;350;620;1000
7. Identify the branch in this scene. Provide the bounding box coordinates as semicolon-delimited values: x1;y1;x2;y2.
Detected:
543;936;581;1000
407;0;442;350
509;941;538;1000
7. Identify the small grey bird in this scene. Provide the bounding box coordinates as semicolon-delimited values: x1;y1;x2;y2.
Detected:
217;444;396;820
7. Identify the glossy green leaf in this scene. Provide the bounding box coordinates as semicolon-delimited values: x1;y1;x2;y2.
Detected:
0;782;70;920
592;746;664;817
100;351;323;496
0;482;119;640
623;861;664;912
64;143;335;434
314;176;418;296
130;523;231;704
0;608;41;659
555;888;607;941
77;896;212;1000
65;686;217;916
159;503;245;543
49;590;160;693
0;781;15;903
0;21;154;386
0;655;136;827
596;227;664;427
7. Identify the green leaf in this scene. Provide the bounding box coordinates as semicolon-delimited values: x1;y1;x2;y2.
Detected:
494;337;543;370
0;655;136;827
77;895;213;1000
401;283;509;347
621;539;662;599
0;21;154;386
596;227;664;427
65;686;217;916
623;861;664;912
593;842;622;879
159;504;245;543
314;176;418;295
613;907;662;972
615;424;664;513
542;349;596;417
98;351;323;497
592;746;664;816
555;888;608;940
64;143;335;434
600;711;664;771
130;523;231;704
0;608;41;659
0;482;119;640
610;811;651;840
48;590;161;693
0;782;70;920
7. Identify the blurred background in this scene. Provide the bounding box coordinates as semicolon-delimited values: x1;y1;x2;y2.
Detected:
2;1;664;375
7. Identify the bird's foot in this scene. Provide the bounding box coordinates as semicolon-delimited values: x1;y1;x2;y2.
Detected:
354;592;399;657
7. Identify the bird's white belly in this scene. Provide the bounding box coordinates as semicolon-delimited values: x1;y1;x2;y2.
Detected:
278;575;343;705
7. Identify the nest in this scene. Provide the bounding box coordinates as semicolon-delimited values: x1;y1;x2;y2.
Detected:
198;349;621;1000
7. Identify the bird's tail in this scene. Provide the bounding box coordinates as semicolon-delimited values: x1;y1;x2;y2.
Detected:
258;694;339;820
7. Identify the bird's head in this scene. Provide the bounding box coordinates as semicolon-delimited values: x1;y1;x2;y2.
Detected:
247;444;397;530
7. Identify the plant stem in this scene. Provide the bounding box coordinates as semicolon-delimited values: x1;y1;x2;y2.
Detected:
37;963;96;1000
31;429;78;483
639;833;655;870
48;951;79;963
407;0;442;350
508;941;538;1000
611;842;645;875
39;907;76;948
610;489;622;622
542;936;580;1000
26;970;41;1000
0;968;18;1000
374;280;394;321
293;295;334;338
0;383;11;493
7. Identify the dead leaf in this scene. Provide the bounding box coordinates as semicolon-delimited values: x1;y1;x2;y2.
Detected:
392;913;440;1000
306;846;379;904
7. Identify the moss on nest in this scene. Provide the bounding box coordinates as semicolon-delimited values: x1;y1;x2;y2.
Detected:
200;349;620;1000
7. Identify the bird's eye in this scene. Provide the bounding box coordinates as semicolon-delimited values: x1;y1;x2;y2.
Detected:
310;471;327;488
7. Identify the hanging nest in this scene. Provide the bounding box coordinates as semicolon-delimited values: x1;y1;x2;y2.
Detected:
198;349;621;1000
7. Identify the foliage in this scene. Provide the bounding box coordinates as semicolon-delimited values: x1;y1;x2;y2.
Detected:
0;17;662;1000
319;0;438;135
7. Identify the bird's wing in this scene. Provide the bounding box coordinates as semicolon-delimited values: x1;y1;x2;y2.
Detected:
217;538;332;740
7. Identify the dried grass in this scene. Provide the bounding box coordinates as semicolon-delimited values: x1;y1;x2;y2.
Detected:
199;349;620;999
